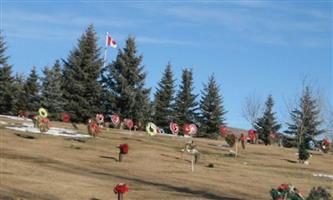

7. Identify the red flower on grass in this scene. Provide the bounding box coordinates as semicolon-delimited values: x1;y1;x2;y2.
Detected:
114;183;129;194
63;113;70;123
119;144;129;154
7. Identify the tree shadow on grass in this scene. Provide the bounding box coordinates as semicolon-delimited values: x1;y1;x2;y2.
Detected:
282;159;298;164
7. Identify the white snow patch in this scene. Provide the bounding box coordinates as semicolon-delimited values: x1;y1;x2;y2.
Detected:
0;115;32;121
313;173;333;181
0;120;8;125
5;123;90;138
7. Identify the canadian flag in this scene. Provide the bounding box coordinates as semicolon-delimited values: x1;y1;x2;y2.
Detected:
106;34;117;48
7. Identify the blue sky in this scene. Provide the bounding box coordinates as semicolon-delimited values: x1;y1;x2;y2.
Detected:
1;0;332;131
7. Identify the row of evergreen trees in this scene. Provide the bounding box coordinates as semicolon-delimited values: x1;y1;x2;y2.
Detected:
0;25;325;141
0;25;226;137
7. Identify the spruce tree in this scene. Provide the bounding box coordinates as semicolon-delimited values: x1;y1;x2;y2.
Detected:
11;73;26;114
174;68;198;129
41;60;64;118
199;74;227;138
24;67;40;112
285;86;324;158
254;95;281;145
0;32;14;115
63;24;103;122
153;63;176;132
101;36;151;124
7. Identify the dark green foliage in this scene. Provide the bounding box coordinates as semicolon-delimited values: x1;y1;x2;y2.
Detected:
254;95;281;145
285;86;324;145
101;36;151;124
0;32;14;114
199;74;227;138
41;60;65;118
153;63;175;132
225;134;236;147
298;141;310;161
62;24;103;122
24;67;40;112
11;74;27;114
174;69;198;129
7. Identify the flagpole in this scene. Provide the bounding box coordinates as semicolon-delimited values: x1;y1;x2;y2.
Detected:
103;32;109;68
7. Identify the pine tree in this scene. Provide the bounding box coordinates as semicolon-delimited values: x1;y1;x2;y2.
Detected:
63;24;103;122
285;86;324;158
11;73;26;114
101;36;151;124
41;60;65;118
153;63;176;132
199;74;227;138
24;67;40;112
254;95;281;145
0;32;14;115
174;69;198;129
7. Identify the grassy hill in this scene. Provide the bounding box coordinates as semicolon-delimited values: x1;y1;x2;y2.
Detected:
0;116;332;200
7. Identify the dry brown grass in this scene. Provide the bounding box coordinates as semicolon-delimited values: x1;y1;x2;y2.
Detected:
0;116;332;200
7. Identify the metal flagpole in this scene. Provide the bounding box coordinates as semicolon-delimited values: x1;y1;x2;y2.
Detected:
103;32;109;68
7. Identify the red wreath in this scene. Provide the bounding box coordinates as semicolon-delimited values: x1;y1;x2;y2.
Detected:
248;129;256;140
124;119;133;130
220;127;228;137
111;114;120;126
114;184;129;194
90;121;100;134
169;122;179;135
119;144;129;154
183;124;191;135
63;113;70;123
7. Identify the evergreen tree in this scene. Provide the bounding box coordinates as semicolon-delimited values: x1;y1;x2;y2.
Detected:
0;32;14;115
101;36;151;124
199;74;227;138
63;24;103;122
285;86;324;158
174;69;198;129
153;63;176;132
11;73;26;114
41;60;65;118
254;95;281;145
24;67;40;112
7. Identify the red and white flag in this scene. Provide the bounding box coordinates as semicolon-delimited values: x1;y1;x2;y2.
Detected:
106;34;117;48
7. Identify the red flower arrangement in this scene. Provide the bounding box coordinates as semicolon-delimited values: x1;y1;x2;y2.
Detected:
63;113;70;123
278;184;289;191
114;183;129;194
220;127;228;137
119;144;129;154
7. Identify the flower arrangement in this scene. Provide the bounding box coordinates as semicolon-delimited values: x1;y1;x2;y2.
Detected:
63;113;70;123
114;183;128;200
118;144;129;162
321;139;330;154
270;184;304;200
225;134;236;147
119;144;129;154
270;184;331;200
